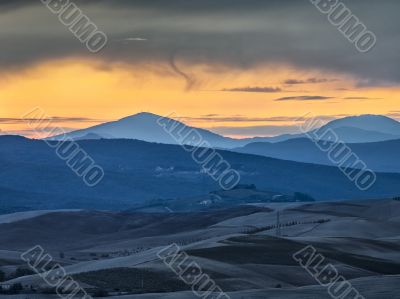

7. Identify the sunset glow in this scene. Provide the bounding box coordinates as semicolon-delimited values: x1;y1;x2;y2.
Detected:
1;59;399;138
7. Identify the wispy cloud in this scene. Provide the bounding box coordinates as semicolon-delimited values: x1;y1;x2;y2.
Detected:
283;78;337;85
355;79;397;88
222;86;282;93
386;111;400;120
183;115;311;122
274;96;334;101
170;54;197;91
0;117;105;125
207;113;350;137
120;37;148;42
211;125;303;137
182;114;343;123
0;127;74;137
342;97;382;100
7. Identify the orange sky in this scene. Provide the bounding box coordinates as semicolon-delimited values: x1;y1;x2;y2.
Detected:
1;59;399;138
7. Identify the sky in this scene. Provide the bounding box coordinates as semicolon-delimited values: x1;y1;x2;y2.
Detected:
0;0;399;138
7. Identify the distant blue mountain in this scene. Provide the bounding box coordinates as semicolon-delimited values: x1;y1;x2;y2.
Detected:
0;135;399;211
48;112;250;148
234;138;400;173
47;113;400;148
259;115;400;143
322;114;400;136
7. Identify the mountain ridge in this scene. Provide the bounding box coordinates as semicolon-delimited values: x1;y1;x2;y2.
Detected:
234;137;400;173
44;113;400;147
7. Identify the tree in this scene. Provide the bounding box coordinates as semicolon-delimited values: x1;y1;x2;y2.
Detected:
0;270;5;282
14;267;34;278
10;283;23;294
93;289;109;297
293;192;315;202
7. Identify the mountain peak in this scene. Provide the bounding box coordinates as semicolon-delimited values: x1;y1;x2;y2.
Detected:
326;114;398;127
119;112;162;121
343;114;395;121
319;114;400;139
47;111;242;148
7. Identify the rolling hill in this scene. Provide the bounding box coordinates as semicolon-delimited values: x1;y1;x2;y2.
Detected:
1;135;400;212
1;198;400;298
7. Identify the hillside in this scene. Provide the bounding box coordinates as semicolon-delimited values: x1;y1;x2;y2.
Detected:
1;136;400;212
0;199;400;298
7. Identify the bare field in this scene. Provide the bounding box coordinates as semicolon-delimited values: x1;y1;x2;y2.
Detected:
0;199;399;298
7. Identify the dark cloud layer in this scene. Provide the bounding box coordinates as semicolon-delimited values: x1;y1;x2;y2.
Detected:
0;0;399;85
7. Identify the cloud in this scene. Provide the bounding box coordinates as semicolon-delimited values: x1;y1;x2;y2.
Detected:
222;86;282;93
342;97;382;100
207;114;352;137
386;111;400;120
119;37;148;42
0;127;75;137
274;96;334;101
355;78;398;88
183;114;344;129
0;0;398;87
0;117;105;125
169;54;197;90
283;78;337;85
211;125;303;137
183;115;305;122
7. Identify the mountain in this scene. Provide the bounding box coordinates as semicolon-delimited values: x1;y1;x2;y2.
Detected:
234;138;400;173
48;113;400;147
47;112;285;147
249;126;399;144
1;135;400;212
306;114;400;143
312;126;400;143
322;114;400;135
251;114;400;143
266;115;400;143
48;112;248;149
